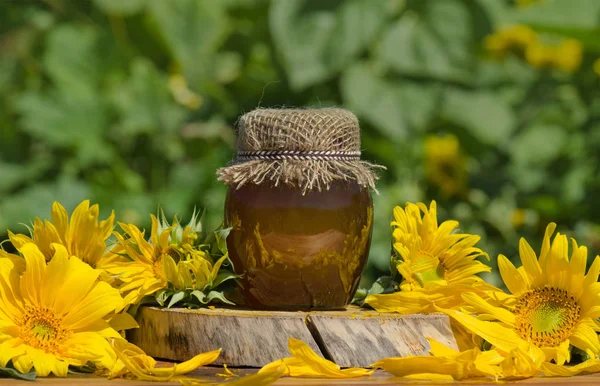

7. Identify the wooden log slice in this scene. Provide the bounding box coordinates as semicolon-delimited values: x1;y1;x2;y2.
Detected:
306;309;457;368
129;306;457;368
128;307;322;367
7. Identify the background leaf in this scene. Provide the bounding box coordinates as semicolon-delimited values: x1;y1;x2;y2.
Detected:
2;0;600;291
270;0;392;90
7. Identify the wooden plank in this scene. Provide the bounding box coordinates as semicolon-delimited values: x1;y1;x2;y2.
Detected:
128;307;321;367
307;308;457;368
27;367;600;385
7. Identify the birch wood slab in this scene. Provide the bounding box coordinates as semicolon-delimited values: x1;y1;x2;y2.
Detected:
128;307;321;367
307;309;457;367
128;306;457;368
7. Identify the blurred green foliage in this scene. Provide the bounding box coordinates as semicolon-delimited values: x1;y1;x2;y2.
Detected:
2;0;600;287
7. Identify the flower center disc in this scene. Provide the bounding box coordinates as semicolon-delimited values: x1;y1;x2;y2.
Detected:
19;307;68;353
514;287;581;347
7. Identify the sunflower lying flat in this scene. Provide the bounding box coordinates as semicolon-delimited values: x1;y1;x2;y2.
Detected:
443;222;600;365
365;200;494;314
0;243;124;376
392;201;490;289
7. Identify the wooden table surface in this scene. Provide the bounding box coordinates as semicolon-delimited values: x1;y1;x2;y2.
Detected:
4;367;600;385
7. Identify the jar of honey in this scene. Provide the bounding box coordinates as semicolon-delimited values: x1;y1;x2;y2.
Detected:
218;108;382;310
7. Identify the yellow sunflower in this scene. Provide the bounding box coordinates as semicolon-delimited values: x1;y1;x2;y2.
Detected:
105;213;226;306
8;200;115;268
424;135;467;197
444;223;600;366
0;243;124;376
365;201;491;314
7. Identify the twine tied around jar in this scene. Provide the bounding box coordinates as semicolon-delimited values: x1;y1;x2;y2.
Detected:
217;108;385;193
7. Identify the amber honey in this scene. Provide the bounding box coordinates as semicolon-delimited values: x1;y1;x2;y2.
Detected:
224;181;373;310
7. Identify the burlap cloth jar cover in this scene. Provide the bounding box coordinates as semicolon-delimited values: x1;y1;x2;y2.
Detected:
217;108;382;193
218;108;383;309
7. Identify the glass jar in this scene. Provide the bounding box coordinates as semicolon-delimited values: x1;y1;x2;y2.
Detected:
224;181;373;310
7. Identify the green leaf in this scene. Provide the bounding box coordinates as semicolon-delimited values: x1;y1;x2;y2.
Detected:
111;59;187;137
94;0;148;15
351;288;368;304
377;0;473;82
442;89;516;145
211;270;238;288
43;25;100;96
508;125;567;193
499;0;600;51
0;363;36;381
368;276;396;296
213;226;231;256
353;276;397;306
511;0;600;31
0;58;17;94
511;124;566;166
15;90;106;145
0;177;90;233
0;157;51;194
68;363;96;375
167;291;186;308
341;62;440;140
148;0;229;81
207;290;235;305
155;289;170;307
190;290;207;304
270;0;392;90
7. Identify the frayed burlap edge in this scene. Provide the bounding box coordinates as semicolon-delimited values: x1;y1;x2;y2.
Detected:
217;159;385;194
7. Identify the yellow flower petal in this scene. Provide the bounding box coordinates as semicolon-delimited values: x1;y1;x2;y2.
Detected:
107;312;139;332
461;292;515;325
583;255;600;293
162;254;180;287
63;280;123;330
497;254;528;295
442;308;521;353
109;339;220;381
538;222;557;268
64;331;116;370
19;243;47;306
372;357;463;379
217;365;286;386
40;244;70;309
7;231;31;252
570;322;600;355
427;338;459;357
0;258;24;321
151;349;221;375
50;201;69;241
259;338;372;378
542;359;600;377
518;238;542;285
0;341;25;368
